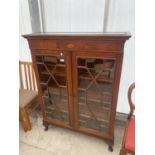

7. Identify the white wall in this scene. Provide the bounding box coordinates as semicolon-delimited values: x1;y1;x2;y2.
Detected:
19;0;32;61
42;0;106;32
19;0;135;114
107;0;135;113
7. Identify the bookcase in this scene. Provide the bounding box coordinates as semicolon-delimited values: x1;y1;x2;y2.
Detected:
23;33;131;151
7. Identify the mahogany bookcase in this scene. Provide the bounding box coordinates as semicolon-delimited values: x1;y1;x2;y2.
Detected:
23;33;131;151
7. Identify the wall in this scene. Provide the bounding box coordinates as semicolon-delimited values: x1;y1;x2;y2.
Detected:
42;0;106;32
19;0;32;61
107;0;135;113
19;0;135;114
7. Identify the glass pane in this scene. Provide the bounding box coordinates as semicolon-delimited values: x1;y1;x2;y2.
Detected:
36;55;69;124
77;58;115;132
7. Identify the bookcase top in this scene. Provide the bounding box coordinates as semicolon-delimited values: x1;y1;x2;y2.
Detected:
23;32;131;40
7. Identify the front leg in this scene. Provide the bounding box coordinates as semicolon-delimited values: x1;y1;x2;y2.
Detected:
105;138;114;152
108;145;113;152
43;120;48;131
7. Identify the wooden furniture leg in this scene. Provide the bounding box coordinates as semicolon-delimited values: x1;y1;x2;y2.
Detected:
119;149;126;155
19;109;27;132
21;108;31;131
105;138;114;152
43;120;48;131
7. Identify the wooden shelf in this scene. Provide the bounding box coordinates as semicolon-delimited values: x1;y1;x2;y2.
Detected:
39;71;66;78
44;95;69;115
78;79;112;92
36;62;44;65
79;115;109;132
79;76;112;83
78;99;110;110
37;61;66;67
44;89;110;121
42;85;112;109
79;104;109;122
39;71;112;84
78;66;112;72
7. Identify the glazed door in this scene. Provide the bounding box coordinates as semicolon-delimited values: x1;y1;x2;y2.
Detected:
72;51;117;134
34;51;73;127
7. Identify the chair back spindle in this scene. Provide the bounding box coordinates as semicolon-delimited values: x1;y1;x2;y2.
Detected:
19;61;37;91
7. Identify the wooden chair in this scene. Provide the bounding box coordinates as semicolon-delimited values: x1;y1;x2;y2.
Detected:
19;61;38;132
120;82;135;155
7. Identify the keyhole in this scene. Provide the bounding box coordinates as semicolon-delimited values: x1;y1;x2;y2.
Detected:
60;52;64;62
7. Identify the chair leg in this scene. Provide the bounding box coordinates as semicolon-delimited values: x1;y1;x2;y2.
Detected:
21;108;31;131
119;148;127;155
19;109;27;132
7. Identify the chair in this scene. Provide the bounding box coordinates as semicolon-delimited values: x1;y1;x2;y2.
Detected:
120;82;135;155
19;61;38;132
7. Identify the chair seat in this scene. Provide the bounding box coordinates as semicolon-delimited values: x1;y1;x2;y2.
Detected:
125;116;135;151
19;89;38;108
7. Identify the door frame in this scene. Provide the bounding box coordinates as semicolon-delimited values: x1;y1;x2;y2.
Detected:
71;50;123;138
31;49;74;128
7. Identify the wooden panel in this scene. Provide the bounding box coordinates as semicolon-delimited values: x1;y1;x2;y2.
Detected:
29;40;123;51
29;40;62;49
82;41;123;51
32;50;64;56
58;40;123;51
62;41;83;50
